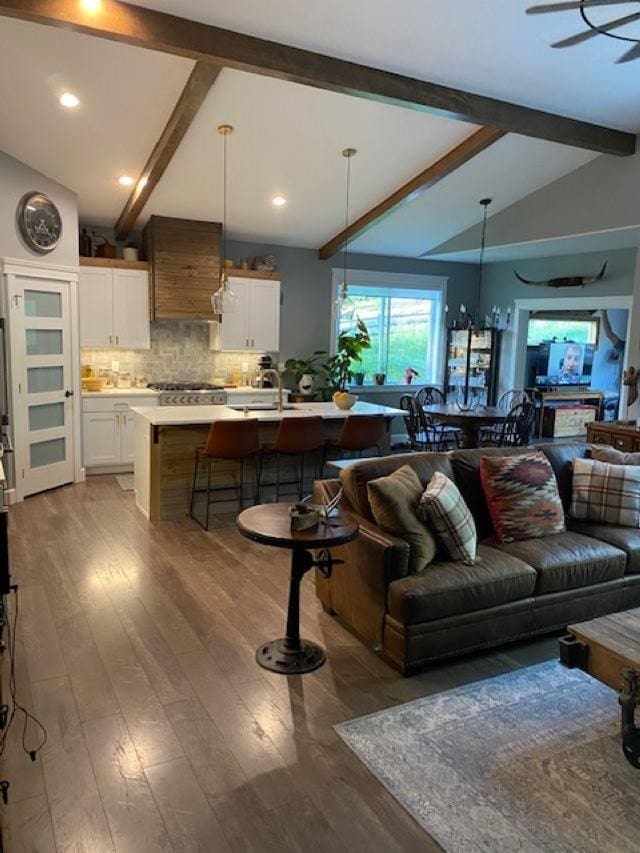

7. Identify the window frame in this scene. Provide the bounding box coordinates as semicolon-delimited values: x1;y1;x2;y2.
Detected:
330;269;448;388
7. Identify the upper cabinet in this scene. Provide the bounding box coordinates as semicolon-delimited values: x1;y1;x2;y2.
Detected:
79;260;150;349
143;215;221;320
210;274;281;352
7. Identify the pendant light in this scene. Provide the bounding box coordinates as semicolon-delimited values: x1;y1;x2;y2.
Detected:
211;124;237;315
334;147;357;325
474;197;492;331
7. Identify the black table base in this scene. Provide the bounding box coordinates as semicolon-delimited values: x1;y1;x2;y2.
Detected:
256;637;326;674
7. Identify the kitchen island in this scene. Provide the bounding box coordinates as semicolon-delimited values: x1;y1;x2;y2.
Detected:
132;401;404;521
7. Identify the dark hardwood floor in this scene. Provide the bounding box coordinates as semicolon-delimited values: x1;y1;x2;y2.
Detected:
3;476;558;851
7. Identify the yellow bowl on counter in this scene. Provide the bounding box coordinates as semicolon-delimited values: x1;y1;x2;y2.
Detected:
333;392;358;410
82;377;108;392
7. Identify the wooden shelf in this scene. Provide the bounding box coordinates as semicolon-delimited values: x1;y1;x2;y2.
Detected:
80;257;150;271
226;268;282;281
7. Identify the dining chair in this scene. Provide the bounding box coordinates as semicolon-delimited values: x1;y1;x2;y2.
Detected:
484;402;535;447
414;386;460;448
399;395;443;451
481;389;531;442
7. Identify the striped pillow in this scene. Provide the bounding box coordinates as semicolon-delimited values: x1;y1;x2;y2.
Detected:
571;457;640;527
417;472;477;564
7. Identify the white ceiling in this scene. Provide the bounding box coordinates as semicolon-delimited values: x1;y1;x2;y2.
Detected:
0;16;193;223
128;0;640;131
1;3;638;256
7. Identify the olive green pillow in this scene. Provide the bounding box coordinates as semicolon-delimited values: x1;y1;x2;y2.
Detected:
367;465;437;574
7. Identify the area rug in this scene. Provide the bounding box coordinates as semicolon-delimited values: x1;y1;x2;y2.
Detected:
336;661;640;852
116;474;135;492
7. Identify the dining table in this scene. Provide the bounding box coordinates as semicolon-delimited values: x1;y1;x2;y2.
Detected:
422;403;507;449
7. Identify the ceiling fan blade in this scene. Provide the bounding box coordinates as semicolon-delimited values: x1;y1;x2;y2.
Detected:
616;40;640;61
552;10;640;46
528;0;636;14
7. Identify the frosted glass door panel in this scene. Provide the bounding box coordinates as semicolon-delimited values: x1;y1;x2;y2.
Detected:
29;403;65;432
27;366;64;394
26;329;63;356
30;438;66;469
25;290;62;318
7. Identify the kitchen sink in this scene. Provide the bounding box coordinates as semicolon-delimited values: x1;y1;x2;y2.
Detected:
228;404;298;412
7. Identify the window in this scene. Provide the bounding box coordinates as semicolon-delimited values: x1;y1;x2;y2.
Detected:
527;317;598;346
332;270;447;385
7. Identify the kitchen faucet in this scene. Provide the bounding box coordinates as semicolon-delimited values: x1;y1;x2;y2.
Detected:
260;368;284;412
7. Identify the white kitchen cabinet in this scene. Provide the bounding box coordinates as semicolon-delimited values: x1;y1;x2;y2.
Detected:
79;265;150;349
82;393;158;471
210;277;280;352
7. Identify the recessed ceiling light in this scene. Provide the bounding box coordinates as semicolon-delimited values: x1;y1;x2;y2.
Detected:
80;0;102;13
59;92;80;109
118;175;135;187
271;195;287;207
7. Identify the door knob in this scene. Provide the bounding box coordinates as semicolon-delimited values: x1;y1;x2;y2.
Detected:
64;390;74;398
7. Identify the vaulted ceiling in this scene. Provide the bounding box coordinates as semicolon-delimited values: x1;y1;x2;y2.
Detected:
1;1;638;259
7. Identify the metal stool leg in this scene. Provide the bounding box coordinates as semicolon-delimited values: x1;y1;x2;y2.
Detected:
276;453;281;501
189;450;199;519
205;457;213;531
254;452;262;504
239;457;245;508
298;452;305;500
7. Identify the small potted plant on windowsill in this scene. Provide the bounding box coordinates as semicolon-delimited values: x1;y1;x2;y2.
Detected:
353;371;365;386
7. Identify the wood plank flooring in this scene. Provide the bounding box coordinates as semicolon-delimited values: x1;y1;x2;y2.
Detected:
2;475;558;852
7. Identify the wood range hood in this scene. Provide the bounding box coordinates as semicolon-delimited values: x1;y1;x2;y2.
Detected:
143;215;221;321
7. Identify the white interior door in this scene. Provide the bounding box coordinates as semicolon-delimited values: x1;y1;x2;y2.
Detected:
10;275;75;497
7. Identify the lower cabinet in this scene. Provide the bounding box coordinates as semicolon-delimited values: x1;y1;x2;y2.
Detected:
82;395;158;471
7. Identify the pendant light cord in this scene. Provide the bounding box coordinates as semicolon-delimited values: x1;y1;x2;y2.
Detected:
343;152;351;290
222;130;228;279
475;198;491;325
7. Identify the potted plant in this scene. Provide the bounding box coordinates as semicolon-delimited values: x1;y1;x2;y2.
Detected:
404;368;419;385
353;371;366;386
284;351;327;394
322;317;371;394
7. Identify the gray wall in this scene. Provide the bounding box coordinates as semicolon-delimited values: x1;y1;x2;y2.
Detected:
227;239;479;361
480;248;637;315
0;151;78;266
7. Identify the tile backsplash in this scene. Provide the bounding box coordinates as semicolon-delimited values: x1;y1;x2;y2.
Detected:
81;321;270;384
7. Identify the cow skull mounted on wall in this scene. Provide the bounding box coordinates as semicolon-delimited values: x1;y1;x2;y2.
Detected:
513;262;608;288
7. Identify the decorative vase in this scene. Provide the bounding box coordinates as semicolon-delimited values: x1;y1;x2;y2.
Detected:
298;374;314;394
374;373;386;386
353;372;365;386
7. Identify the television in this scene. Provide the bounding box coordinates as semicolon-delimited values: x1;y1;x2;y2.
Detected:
535;341;595;387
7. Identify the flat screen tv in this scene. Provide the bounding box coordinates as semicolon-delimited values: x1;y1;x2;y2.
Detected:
535;341;595;387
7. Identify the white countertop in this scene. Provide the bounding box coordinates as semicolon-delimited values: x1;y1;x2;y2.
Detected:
131;401;404;426
82;388;160;397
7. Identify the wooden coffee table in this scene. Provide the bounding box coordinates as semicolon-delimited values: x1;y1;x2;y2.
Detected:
560;608;640;768
237;503;358;674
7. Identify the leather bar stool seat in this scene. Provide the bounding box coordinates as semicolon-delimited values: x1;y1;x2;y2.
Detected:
189;419;262;530
262;416;326;500
323;414;386;473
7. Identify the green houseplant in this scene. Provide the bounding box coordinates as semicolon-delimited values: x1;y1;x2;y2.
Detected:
284;351;327;393
322;317;371;393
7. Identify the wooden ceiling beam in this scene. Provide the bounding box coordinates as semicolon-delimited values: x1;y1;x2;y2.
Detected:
0;0;634;157
318;126;506;260
114;61;221;241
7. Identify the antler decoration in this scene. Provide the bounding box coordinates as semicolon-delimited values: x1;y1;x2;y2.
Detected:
513;262;607;288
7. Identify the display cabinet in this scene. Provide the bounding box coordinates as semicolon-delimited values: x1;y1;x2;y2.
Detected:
444;327;501;406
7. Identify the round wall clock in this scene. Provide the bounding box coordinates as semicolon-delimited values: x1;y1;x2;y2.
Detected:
16;192;62;255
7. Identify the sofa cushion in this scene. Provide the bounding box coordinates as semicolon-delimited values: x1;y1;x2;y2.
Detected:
340;451;453;521
488;531;626;594
480;451;566;543
571;457;640;528
367;465;437;574
387;544;536;624
540;443;590;511
450;447;535;538
417;472;477;564
590;445;640;466
568;518;640;575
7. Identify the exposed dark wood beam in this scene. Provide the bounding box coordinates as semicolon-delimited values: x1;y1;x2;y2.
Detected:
318;127;505;260
0;1;634;156
114;61;221;241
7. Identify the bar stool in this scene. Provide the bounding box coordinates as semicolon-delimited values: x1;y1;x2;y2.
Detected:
322;414;386;474
262;416;326;500
189;420;261;530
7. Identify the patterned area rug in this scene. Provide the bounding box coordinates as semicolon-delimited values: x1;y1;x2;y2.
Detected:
336;661;640;852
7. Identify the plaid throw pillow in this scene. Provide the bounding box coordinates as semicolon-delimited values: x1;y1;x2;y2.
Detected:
416;472;477;564
480;451;565;543
571;457;640;527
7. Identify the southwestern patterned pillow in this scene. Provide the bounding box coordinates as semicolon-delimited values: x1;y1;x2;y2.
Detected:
571;457;640;527
416;472;477;564
480;451;565;543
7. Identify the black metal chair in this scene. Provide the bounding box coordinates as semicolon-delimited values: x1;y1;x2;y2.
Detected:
414;386;460;448
483;402;535;447
480;389;531;443
399;395;443;451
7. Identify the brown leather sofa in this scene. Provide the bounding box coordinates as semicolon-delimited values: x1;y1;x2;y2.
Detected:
314;443;640;674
